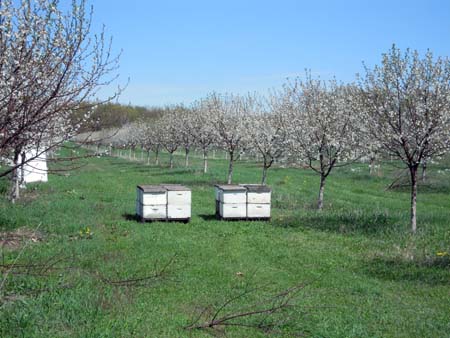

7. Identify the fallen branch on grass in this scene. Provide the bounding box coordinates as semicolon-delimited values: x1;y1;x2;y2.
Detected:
0;254;70;277
0;251;179;306
94;254;178;288
185;281;307;333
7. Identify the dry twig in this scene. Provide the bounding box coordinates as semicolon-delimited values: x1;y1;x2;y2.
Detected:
185;281;307;333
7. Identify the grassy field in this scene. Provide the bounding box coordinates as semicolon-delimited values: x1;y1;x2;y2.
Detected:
0;150;449;337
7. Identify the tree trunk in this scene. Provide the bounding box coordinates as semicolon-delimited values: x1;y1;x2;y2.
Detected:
227;152;234;184
261;163;269;185
185;148;190;167
421;161;427;182
19;151;26;188
155;150;159;165
369;157;375;175
147;150;151;165
410;165;418;233
203;150;208;174
317;174;326;210
9;151;21;203
169;152;174;169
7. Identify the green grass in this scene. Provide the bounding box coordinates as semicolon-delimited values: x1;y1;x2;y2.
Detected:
0;150;449;337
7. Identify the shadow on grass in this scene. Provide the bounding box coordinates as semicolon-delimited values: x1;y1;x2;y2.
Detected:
274;210;401;236
362;256;450;285
199;214;218;221
122;213;140;222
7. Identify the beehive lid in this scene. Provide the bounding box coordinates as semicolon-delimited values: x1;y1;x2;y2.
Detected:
137;185;167;193
242;184;272;193
215;184;247;192
161;184;191;191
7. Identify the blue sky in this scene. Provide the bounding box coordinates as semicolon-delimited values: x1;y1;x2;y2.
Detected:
89;0;450;107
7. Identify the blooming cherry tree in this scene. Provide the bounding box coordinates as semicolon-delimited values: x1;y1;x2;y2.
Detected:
191;99;217;173
358;45;450;233
159;107;182;169
245;93;289;185
140;119;163;165
285;76;364;210
0;0;121;201
208;93;250;184
178;106;196;167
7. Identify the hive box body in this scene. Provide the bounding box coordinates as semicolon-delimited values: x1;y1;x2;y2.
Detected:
219;203;247;218
242;184;271;204
162;185;192;205
247;204;271;218
138;204;167;219
247;192;271;204
137;185;167;205
167;204;191;219
19;150;48;184
217;185;247;204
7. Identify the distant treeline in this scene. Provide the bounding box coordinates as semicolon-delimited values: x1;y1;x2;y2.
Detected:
76;103;165;132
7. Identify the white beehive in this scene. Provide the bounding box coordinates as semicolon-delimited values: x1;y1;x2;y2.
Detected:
137;203;167;219
220;203;247;218
162;184;191;221
218;185;247;204
243;185;272;219
136;185;167;221
136;184;191;222
137;185;167;205
243;184;271;204
167;204;191;219
247;203;271;218
18;149;48;184
215;185;247;219
163;184;192;205
215;184;272;220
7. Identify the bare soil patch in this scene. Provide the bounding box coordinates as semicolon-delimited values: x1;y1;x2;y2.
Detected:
0;227;43;250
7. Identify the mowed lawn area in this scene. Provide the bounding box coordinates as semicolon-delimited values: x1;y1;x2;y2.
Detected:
0;151;449;337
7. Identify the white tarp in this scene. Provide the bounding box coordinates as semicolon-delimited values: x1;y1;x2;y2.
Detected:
19;149;48;184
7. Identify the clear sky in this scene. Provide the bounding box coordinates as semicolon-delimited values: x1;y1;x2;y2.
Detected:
89;0;450;107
